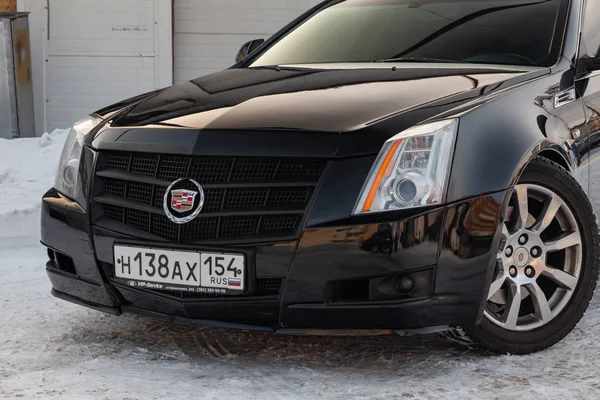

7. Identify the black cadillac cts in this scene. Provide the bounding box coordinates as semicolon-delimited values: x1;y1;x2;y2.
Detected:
43;0;600;354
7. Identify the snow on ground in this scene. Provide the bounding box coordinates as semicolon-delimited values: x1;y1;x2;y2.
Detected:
1;132;599;399
0;129;69;246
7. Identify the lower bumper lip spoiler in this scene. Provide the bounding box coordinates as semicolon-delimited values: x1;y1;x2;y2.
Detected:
52;288;450;336
276;326;451;337
51;288;122;316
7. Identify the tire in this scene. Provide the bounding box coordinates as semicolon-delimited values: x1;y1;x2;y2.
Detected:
443;157;599;354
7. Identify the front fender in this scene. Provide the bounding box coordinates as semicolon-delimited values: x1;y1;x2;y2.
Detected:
445;73;585;203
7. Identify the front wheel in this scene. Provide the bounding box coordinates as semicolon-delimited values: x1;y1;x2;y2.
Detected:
447;157;599;354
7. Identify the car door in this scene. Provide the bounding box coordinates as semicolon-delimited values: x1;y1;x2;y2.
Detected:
577;0;600;214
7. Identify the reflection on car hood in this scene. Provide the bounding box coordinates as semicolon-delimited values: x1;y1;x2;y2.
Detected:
104;65;546;132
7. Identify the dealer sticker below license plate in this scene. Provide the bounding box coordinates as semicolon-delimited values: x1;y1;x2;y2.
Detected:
114;245;245;294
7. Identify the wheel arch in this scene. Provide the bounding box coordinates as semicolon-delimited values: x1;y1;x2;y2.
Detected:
533;146;571;173
510;144;579;191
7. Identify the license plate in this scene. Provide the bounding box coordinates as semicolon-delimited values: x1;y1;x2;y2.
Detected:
114;245;245;294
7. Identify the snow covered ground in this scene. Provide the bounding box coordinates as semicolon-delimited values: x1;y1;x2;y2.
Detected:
0;130;69;247
1;131;599;399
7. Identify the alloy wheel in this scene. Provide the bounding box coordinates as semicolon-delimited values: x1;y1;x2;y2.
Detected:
485;184;583;332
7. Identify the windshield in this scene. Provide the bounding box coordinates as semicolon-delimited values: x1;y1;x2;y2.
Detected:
250;0;570;68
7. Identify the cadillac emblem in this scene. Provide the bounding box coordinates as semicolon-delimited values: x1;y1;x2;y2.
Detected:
171;189;198;213
163;179;205;224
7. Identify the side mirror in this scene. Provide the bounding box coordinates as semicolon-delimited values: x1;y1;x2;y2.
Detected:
581;44;600;72
582;56;600;72
236;39;265;63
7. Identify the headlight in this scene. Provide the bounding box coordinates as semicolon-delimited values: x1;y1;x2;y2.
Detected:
354;119;458;214
54;115;101;203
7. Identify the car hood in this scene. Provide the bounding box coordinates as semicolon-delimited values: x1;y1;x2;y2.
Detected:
104;64;546;133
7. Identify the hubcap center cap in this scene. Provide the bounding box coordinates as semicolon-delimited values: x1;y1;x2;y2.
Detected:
513;247;530;268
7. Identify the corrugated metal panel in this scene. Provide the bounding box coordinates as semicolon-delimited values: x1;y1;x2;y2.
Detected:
0;13;35;138
46;0;156;130
49;0;155;56
47;56;155;129
173;0;322;84
0;16;18;138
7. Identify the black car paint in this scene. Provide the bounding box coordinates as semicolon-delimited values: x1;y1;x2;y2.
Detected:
42;0;599;332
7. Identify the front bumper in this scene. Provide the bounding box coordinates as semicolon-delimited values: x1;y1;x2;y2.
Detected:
42;188;508;332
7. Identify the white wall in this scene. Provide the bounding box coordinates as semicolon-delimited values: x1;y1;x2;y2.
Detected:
18;0;172;133
173;0;323;83
18;0;323;133
45;0;155;130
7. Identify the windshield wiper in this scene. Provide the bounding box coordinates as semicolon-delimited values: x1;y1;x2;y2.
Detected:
246;65;314;71
374;56;464;64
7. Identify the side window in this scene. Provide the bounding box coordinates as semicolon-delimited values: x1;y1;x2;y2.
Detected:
581;1;600;59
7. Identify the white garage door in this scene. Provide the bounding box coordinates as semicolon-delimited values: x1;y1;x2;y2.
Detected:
173;0;322;84
47;0;158;130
